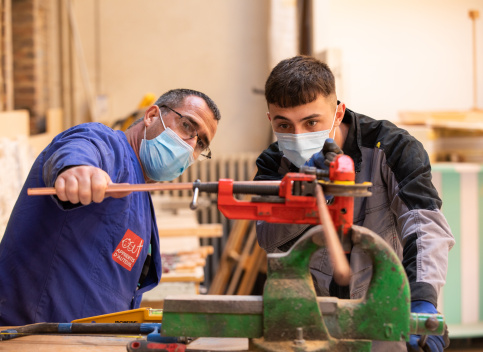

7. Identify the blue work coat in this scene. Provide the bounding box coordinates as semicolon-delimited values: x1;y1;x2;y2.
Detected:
0;123;162;325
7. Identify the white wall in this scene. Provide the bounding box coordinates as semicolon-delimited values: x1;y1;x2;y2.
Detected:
313;0;483;121
71;0;483;156
73;0;272;156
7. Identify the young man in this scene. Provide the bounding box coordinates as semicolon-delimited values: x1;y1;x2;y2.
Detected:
0;89;220;325
255;56;454;351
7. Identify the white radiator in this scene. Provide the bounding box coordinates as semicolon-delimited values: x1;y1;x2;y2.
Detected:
157;152;260;224
155;152;260;287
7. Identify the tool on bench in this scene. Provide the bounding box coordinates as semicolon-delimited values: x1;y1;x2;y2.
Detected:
72;307;163;324
0;322;162;341
25;154;446;351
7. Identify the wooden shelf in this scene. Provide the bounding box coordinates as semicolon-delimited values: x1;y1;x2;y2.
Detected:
160;266;205;283
158;223;222;238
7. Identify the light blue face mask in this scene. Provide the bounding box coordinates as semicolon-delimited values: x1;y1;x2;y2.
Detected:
139;114;195;181
274;106;338;168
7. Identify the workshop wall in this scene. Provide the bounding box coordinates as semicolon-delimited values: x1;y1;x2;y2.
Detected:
70;0;271;156
11;0;51;134
312;0;483;121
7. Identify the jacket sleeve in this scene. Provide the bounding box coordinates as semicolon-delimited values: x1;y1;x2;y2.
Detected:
41;124;127;210
42;124;125;187
381;133;455;306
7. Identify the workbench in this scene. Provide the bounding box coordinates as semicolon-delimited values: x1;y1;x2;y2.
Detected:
0;333;249;351
0;333;137;351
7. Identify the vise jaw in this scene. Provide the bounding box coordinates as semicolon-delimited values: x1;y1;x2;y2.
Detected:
161;225;444;351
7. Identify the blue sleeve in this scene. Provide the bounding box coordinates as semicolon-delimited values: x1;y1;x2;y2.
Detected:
42;123;121;187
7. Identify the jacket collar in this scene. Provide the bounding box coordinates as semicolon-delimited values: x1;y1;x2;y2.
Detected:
341;108;362;173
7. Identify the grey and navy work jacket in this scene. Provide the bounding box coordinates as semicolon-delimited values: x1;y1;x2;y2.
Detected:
254;107;455;307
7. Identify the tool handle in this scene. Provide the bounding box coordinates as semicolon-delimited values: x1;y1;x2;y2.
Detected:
0;323;160;341
315;184;351;286
409;313;445;335
196;182;279;195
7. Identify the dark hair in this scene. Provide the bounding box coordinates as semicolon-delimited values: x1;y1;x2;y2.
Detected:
155;88;221;121
265;55;336;108
129;88;221;128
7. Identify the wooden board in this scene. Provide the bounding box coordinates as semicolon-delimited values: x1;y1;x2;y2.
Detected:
398;110;483;130
187;337;249;351
0;110;29;138
158;224;223;238
0;334;139;352
0;335;250;352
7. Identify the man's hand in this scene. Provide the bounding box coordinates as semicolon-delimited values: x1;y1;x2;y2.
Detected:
304;138;343;169
322;138;343;167
55;165;130;205
407;301;449;352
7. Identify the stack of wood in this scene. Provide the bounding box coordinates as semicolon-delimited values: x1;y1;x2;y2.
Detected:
209;216;267;296
161;246;213;274
397;110;483;163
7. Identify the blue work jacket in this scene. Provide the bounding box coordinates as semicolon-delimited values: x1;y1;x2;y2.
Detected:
0;123;162;325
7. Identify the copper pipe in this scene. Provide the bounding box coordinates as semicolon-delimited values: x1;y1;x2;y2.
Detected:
27;180;281;196
315;184;351;286
28;183;194;196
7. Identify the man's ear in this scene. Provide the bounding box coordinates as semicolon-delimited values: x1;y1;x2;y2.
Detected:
266;112;271;122
335;102;346;126
144;105;159;127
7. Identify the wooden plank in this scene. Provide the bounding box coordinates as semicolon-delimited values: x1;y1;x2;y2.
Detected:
208;218;252;294
399;110;483;126
160;266;204;283
0;334;138;351
237;242;266;295
46;108;63;134
158;224;223;238
226;226;257;295
0;110;30;137
187;337;249;351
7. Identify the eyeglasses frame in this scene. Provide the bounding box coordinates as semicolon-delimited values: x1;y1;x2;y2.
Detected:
159;105;212;160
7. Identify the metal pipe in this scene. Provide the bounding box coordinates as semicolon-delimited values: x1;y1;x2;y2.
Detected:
315;184;351;286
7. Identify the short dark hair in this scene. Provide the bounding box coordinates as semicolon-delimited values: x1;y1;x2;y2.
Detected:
265;55;336;108
155;88;221;121
129;88;221;128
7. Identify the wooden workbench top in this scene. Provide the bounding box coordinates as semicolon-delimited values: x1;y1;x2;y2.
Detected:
0;334;249;351
0;334;139;351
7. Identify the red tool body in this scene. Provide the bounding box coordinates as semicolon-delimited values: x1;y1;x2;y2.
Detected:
216;155;356;250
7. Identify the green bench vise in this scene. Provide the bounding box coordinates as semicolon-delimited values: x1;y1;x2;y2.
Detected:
161;225;445;351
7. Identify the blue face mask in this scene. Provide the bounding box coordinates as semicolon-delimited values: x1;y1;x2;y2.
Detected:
139;116;195;181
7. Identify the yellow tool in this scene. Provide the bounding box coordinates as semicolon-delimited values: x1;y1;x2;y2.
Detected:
72;307;162;324
111;93;156;131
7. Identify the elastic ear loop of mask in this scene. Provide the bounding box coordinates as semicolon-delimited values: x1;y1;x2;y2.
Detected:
144;107;167;140
159;106;167;129
330;105;338;139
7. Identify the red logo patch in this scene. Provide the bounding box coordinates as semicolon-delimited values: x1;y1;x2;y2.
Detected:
112;229;144;271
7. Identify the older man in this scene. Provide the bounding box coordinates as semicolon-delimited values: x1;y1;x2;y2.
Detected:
0;88;220;325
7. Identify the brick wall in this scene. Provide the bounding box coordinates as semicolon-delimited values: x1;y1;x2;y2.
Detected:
11;0;49;134
1;0;14;111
